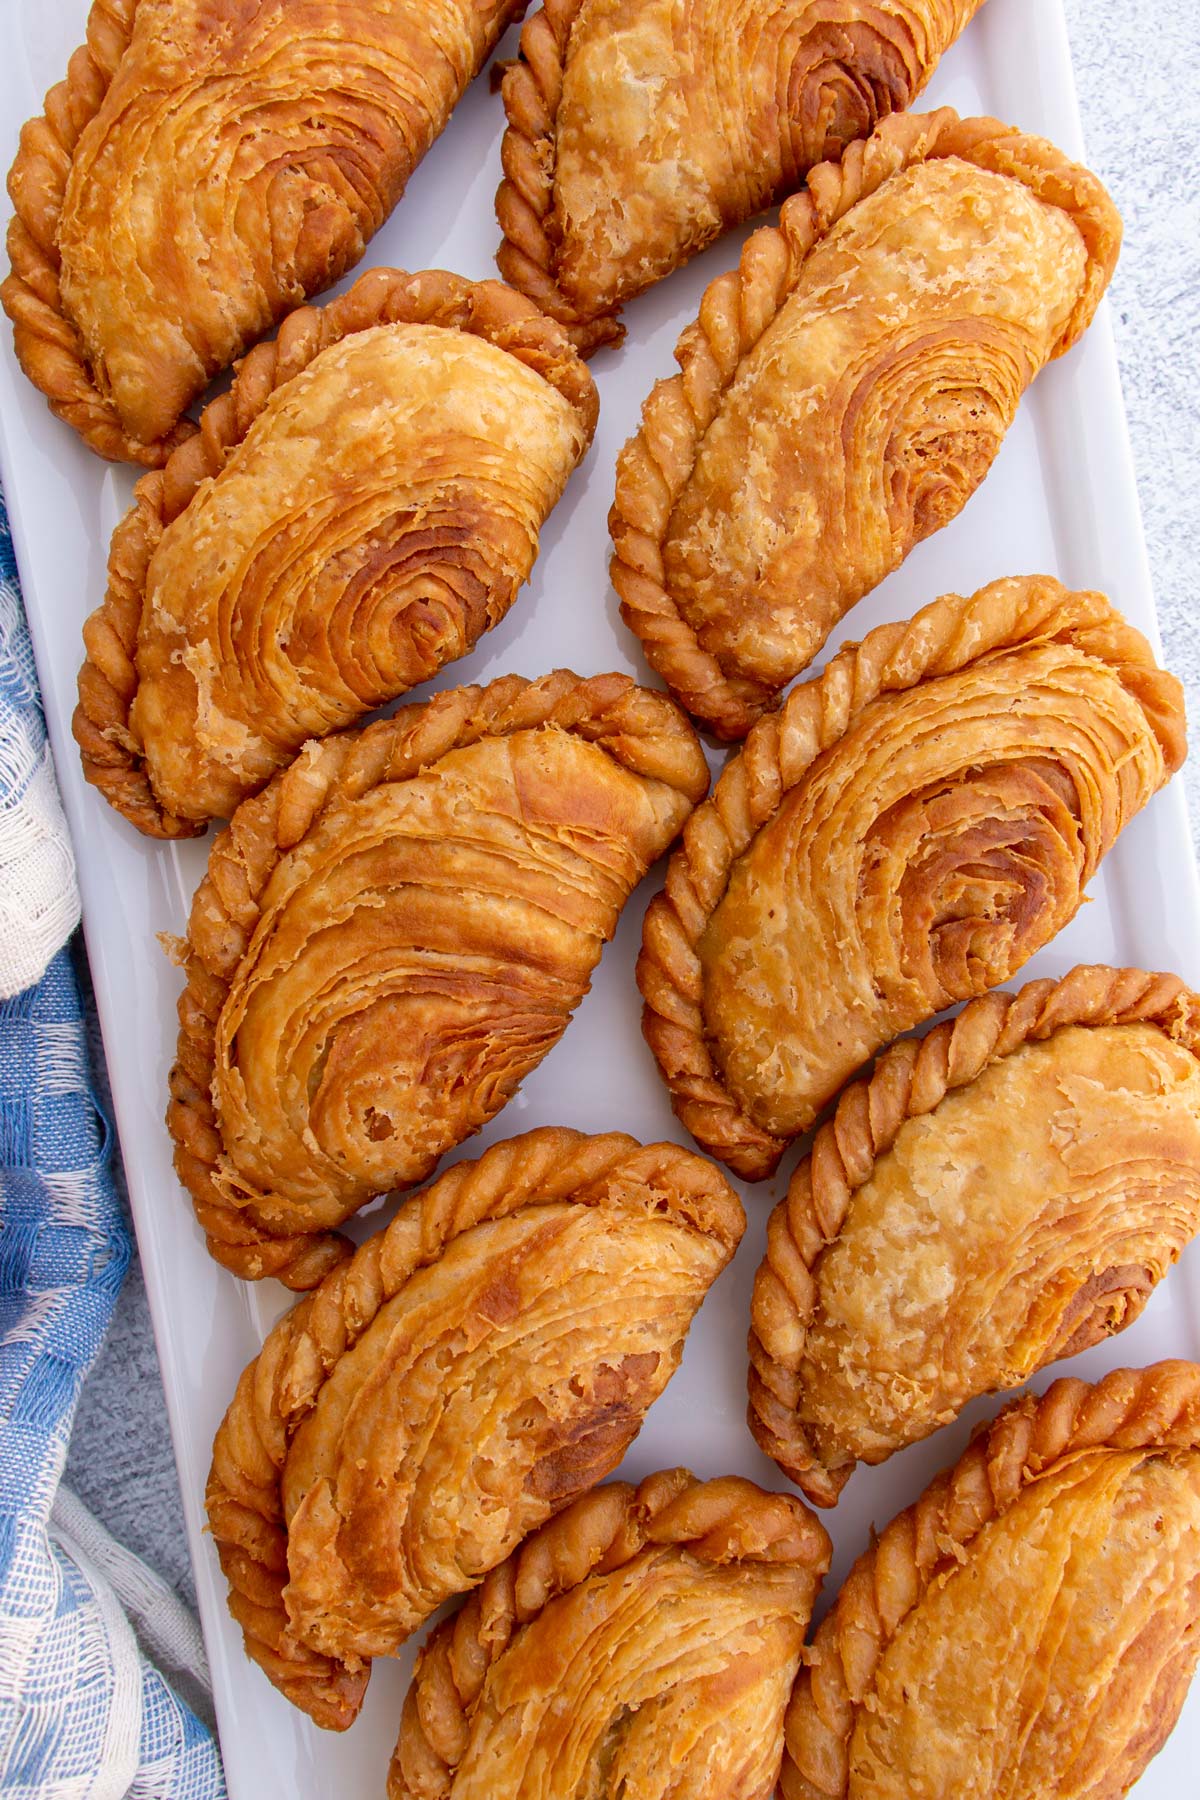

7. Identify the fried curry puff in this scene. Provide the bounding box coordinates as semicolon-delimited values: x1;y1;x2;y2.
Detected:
638;577;1184;1179
391;1468;830;1796
750;966;1200;1503
74;269;597;838
207;1130;743;1726
170;671;708;1285
4;0;526;462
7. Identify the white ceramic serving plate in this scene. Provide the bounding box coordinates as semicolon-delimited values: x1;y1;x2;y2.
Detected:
2;1;1199;1793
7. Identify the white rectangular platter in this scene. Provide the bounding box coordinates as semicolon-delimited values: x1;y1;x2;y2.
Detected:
3;1;1199;1794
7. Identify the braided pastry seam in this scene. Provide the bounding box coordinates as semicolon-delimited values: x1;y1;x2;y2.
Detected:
636;575;1183;1182
748;965;1200;1500
495;0;623;355
610;107;1122;740
206;1130;743;1727
391;1468;831;1797
171;668;709;1286
72;265;600;839
1;0;200;466
780;1361;1200;1800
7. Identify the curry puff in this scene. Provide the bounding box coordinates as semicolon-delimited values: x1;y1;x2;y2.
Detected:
611;109;1121;737
168;671;708;1288
750;966;1200;1505
3;0;525;464
390;1468;830;1798
496;1;986;353
783;1362;1200;1800
638;577;1185;1180
73;269;598;839
207;1129;743;1728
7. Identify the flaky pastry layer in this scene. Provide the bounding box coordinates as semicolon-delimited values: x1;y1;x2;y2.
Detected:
749;966;1200;1502
783;1363;1200;1800
3;0;525;462
611;108;1121;736
169;670;708;1287
637;576;1185;1179
73;268;597;838
207;1128;743;1729
391;1467;830;1797
497;2;985;352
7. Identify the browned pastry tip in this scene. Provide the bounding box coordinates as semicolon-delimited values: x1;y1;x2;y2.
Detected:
2;0;197;465
748;965;1200;1503
637;576;1184;1180
4;0;527;461
496;0;623;356
496;3;988;355
170;670;709;1285
782;1362;1200;1800
71;264;599;838
206;1129;745;1727
390;1468;831;1797
611;106;1122;736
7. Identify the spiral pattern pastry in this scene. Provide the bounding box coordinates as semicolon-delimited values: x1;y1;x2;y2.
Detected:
3;0;524;463
611;109;1122;737
749;966;1200;1504
390;1467;830;1797
637;576;1186;1180
497;1;985;354
206;1128;743;1728
72;268;598;838
783;1363;1200;1800
168;670;709;1287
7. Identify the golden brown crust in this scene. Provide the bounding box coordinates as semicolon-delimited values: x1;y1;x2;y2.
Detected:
497;0;622;355
71;266;599;839
749;966;1200;1503
207;1128;744;1730
781;1361;1200;1800
170;669;709;1287
391;1467;831;1796
4;0;526;462
496;6;987;358
2;0;197;464
636;577;1185;1180
610;109;1123;737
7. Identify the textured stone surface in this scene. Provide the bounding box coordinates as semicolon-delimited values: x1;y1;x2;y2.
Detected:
69;0;1200;1617
1063;0;1200;851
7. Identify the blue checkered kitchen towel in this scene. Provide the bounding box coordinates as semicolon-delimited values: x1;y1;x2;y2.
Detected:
0;493;226;1798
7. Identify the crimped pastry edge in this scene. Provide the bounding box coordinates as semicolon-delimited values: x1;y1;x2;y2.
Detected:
635;574;1185;1182
495;0;622;356
748;965;1200;1503
781;1360;1200;1800
169;667;710;1288
2;0;199;466
390;1465;831;1798
609;107;1123;739
206;1125;744;1730
72;265;600;840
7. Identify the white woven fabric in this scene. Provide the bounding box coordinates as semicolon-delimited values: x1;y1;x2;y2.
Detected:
0;564;80;1000
0;493;226;1797
49;1488;211;1713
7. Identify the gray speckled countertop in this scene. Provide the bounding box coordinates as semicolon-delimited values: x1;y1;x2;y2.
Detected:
66;0;1200;1623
